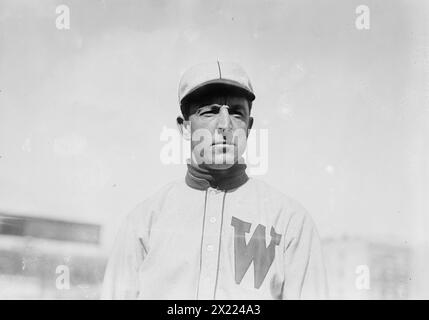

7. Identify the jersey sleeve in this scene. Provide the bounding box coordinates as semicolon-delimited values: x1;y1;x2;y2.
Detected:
281;204;329;300
100;203;149;300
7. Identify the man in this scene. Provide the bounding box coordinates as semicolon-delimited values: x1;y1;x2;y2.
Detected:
101;61;328;299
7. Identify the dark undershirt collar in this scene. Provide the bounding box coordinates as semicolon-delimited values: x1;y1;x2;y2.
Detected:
185;162;249;191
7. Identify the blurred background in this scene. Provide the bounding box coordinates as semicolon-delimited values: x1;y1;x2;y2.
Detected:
0;0;428;299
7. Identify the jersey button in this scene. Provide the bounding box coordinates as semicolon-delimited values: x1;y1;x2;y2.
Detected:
209;217;216;223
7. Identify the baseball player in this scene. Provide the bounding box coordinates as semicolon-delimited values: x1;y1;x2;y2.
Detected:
101;61;328;299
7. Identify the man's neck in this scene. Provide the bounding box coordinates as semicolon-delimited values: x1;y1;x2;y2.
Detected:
185;161;249;191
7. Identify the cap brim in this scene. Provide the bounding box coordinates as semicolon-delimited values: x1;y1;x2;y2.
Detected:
180;79;255;103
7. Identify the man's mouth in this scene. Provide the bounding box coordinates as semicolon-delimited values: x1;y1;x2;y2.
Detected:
211;143;235;150
211;141;234;146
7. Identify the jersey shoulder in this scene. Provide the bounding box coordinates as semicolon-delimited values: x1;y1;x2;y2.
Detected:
246;177;319;238
246;177;313;222
246;177;307;209
124;178;186;227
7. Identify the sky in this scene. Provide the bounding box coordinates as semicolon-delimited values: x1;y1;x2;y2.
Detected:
0;0;428;249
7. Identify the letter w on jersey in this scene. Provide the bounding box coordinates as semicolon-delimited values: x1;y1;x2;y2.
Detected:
231;216;282;289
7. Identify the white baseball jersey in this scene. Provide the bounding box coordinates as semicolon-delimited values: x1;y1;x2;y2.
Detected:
101;177;328;299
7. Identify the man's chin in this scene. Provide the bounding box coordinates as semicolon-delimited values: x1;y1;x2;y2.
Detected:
204;163;235;170
203;154;237;170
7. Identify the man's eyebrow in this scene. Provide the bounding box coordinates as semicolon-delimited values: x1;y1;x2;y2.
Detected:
228;104;247;111
198;104;226;110
195;104;221;113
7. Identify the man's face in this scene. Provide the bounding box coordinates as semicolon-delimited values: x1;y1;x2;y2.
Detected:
186;93;253;170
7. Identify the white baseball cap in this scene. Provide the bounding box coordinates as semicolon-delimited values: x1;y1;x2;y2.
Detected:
178;61;256;103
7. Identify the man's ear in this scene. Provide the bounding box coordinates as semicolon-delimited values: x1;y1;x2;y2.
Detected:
176;116;191;140
247;117;254;135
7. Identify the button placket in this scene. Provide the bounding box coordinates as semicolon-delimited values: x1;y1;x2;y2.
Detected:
197;188;224;299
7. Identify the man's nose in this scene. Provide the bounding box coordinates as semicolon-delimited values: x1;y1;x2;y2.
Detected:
217;105;232;131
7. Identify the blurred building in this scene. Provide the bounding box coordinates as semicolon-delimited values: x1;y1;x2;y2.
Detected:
0;212;107;299
323;236;415;299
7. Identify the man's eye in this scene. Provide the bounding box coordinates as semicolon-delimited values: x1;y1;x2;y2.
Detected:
200;111;215;116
